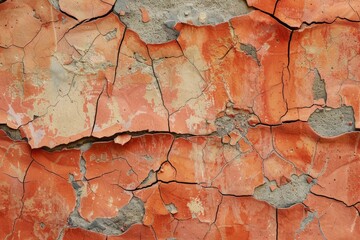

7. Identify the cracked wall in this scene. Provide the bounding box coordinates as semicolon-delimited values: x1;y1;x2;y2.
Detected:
0;0;359;239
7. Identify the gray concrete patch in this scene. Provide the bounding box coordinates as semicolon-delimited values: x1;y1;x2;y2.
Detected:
215;110;253;137
298;211;317;232
79;157;87;176
233;110;253;135
215;116;235;137
165;203;178;214
114;0;251;43
308;106;355;137
240;43;260;66
138;170;156;188
253;175;315;208
68;197;145;235
48;0;60;10
88;197;144;234
68;165;144;236
312;69;327;102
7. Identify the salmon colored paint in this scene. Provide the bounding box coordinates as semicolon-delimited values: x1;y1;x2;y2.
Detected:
0;0;359;239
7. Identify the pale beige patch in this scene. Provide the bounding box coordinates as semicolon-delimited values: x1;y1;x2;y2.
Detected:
187;197;205;218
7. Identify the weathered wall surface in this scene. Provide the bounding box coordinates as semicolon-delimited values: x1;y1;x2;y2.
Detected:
0;0;359;239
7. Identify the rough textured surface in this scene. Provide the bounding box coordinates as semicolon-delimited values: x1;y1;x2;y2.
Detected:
0;0;359;239
115;0;251;43
253;174;315;208
309;106;355;137
69;197;145;235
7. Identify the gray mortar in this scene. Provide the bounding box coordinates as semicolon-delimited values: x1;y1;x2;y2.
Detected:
253;175;315;208
240;43;260;66
48;0;60;10
87;197;144;234
67;158;144;236
165;203;178;214
138;170;156;187
215;110;253;137
68;195;145;235
114;0;251;43
298;211;317;232
79;142;92;153
233;111;252;135
308;106;355;137
79;157;87;176
312;69;327;101
215;116;235;137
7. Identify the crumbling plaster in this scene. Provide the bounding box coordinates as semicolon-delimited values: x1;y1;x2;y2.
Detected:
0;0;359;239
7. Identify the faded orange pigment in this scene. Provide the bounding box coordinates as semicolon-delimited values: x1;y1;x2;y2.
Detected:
0;0;359;239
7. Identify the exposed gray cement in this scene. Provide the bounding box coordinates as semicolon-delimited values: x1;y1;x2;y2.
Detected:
308;106;355;137
165;203;178;214
215;110;254;137
114;0;251;43
215;116;235;137
298;211;317;232
68;197;145;235
240;43;260;66
67;158;144;236
253;175;315;208
138;170;156;188
79;157;87;176
312;69;327;101
48;0;60;10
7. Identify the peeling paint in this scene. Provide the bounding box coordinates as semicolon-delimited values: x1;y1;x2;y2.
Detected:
0;0;359;239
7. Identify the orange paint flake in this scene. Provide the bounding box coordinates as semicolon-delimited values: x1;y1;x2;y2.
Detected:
0;0;359;239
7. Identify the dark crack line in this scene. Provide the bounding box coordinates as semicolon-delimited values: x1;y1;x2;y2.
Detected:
219;193;253;198
354;205;360;216
58;2;117;44
175;40;208;83
41;129;217;152
218;44;235;61
16;99;61;134
59;8;79;21
252;6;360;31
168;81;211;119
3;114;360;152
85;169;118;182
310;191;359;208
279;29;293;121
348;1;360;20
204;193;223;237
146;45;171;132
129;178;230;193
91;84;105;136
33;160;67;180
301;17;360;27
80;1;116;24
273;0;280;15
5;159;34;240
112;26;127;85
150;225;158;240
250;7;298;30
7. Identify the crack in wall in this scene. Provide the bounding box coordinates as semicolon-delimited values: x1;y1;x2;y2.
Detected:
1;0;360;239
